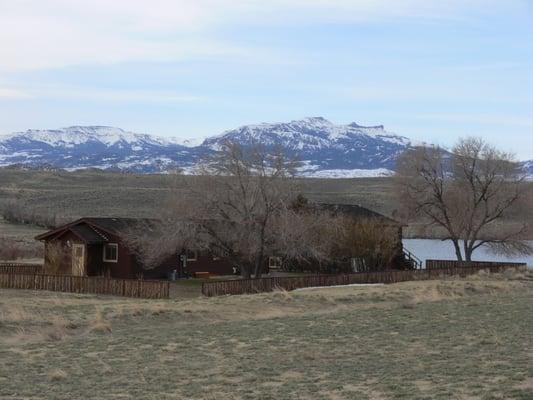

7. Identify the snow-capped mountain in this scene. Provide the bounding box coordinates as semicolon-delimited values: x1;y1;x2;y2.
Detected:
522;160;533;177
205;117;410;176
0;118;414;176
0;126;200;173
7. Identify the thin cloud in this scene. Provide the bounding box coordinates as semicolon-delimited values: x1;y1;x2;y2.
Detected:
0;0;512;72
413;113;533;128
0;88;32;99
0;84;202;104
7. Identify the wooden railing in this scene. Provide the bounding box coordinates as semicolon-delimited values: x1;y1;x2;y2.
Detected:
403;248;423;269
0;273;170;299
425;260;527;270
0;263;43;274
202;262;527;297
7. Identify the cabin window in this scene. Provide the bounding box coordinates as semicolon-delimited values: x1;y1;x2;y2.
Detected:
186;250;197;262
268;256;282;269
103;243;119;263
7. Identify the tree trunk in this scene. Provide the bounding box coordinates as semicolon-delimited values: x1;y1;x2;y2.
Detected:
464;241;474;262
240;264;251;279
452;239;463;262
254;252;264;278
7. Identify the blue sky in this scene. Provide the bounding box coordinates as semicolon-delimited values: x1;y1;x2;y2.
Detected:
1;1;533;158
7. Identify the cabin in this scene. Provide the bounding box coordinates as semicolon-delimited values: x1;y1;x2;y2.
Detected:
283;202;411;273
321;203;408;269
35;204;413;280
35;217;234;279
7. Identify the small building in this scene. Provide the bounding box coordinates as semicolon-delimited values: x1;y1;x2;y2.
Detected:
35;204;414;280
35;217;233;279
284;202;414;272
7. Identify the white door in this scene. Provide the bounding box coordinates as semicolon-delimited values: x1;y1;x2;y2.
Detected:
72;244;86;276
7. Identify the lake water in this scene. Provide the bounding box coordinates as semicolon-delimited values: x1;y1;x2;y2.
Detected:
403;239;533;267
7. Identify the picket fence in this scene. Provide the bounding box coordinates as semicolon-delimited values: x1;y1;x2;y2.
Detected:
0;273;170;299
0;263;43;274
425;259;526;270
201;261;527;297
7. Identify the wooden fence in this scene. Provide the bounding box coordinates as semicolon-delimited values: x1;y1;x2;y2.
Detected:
426;260;527;270
201;261;527;297
0;273;170;299
0;263;43;274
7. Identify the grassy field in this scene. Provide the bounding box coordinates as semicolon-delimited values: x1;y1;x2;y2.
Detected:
1;168;532;244
0;168;400;218
0;169;405;256
0;217;43;262
1;272;532;399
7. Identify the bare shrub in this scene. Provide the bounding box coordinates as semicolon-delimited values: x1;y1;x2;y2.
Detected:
0;237;22;260
44;241;69;274
0;237;44;261
1;201;58;228
338;219;400;272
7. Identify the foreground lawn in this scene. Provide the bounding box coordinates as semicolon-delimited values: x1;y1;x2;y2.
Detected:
0;273;532;399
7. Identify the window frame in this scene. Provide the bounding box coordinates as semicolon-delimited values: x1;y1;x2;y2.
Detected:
103;243;119;263
186;250;197;262
268;256;282;269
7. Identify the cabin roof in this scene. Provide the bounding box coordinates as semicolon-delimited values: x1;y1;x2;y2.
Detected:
68;224;108;244
316;203;401;225
35;217;157;241
35;203;401;242
82;217;157;235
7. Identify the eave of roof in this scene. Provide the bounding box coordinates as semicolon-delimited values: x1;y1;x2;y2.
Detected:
316;202;403;226
35;217;159;241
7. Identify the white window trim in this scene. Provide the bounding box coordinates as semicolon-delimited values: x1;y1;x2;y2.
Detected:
103;243;119;263
269;256;282;268
186;250;197;262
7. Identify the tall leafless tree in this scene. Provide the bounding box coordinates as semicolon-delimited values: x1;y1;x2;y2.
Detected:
126;141;343;278
397;137;532;262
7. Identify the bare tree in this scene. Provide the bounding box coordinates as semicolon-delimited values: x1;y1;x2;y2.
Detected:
397;137;532;261
190;141;302;278
126;141;311;278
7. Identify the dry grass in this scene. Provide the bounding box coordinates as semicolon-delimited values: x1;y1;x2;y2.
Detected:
0;274;531;399
2;169;532;241
88;309;112;334
48;369;68;382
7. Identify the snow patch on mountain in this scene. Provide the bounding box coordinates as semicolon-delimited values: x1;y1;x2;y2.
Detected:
301;168;394;178
0;118;415;177
0;126;177;147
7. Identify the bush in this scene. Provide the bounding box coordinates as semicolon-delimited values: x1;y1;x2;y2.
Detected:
1;201;58;228
0;237;43;261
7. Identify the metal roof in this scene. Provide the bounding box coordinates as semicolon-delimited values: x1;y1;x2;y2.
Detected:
69;224;108;244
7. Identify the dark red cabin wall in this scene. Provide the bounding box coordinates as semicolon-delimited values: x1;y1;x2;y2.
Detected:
140;252;235;279
187;254;234;275
100;233;139;279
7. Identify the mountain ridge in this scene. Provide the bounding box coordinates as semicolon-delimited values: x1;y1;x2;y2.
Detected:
1;118;529;177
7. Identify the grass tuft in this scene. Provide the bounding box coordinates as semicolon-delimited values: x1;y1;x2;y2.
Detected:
48;369;68;382
88;309;112;334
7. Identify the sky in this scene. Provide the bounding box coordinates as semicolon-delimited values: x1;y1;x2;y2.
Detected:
1;0;532;158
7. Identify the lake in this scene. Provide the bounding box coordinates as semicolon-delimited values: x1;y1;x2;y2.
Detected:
403;239;533;267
